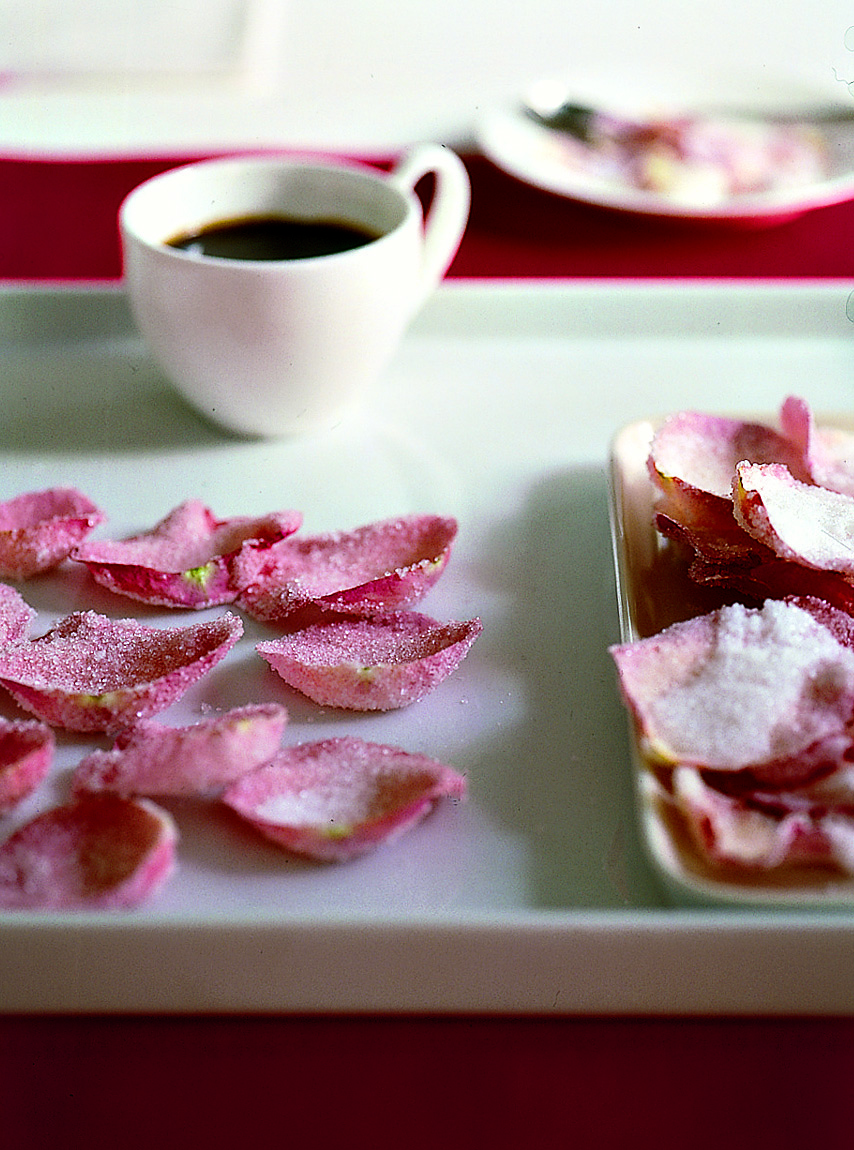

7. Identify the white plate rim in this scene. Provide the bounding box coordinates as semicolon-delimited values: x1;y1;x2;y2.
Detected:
477;101;854;224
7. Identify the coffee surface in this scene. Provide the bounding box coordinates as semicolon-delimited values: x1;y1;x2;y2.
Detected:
167;215;380;261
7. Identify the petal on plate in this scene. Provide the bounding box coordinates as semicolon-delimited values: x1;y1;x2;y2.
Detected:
222;736;467;862
610;598;854;774
256;612;481;711
73;499;302;608
0;795;177;910
0;488;104;579
648;410;809;507
734;461;854;575
780;394;854;499
72;702;287;796
0;610;243;732
238;514;458;623
0;717;54;814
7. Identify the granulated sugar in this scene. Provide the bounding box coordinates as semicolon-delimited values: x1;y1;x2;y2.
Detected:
637;600;854;768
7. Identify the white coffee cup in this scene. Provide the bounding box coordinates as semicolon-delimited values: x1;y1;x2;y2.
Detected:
119;146;470;437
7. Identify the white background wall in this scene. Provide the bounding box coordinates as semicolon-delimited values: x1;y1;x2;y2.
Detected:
1;0;853;152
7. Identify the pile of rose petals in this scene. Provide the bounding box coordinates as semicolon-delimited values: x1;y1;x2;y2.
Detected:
0;496;477;910
649;397;854;611
612;396;854;877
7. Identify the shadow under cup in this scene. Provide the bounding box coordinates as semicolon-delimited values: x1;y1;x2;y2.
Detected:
119;156;432;438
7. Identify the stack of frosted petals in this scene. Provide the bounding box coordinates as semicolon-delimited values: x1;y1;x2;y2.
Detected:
611;592;854;873
0;487;104;579
670;763;854;873
649;398;854;611
222;736;467;862
615;394;854;877
72;499;303;608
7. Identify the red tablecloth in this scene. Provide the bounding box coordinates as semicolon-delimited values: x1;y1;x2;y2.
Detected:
2;150;854;280
2;152;854;1147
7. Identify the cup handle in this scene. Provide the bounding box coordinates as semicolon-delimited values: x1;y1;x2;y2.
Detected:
387;144;471;310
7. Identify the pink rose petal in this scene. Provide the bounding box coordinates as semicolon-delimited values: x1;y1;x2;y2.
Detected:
654;504;772;569
72;703;287;797
0;610;243;732
0;488;104;578
256;612;481;710
672;765;854;873
0;795;177;910
238;514;458;623
222;736;467;862
73;499;302;608
734;460;854;575
610;599;854;775
648;409;809;508
0;583;37;645
0;717;54;814
780;395;854;499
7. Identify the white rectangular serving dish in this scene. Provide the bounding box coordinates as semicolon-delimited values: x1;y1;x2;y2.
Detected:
610;416;854;910
3;280;854;1015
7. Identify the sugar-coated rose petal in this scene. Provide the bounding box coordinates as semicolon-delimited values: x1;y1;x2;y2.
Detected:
238;514;458;623
0;488;104;579
0;583;37;645
648;410;808;505
672;765;854;873
779;395;854;499
256;613;481;711
734;461;854;575
0;795;177;910
675;548;854;617
73;499;302;608
790;593;854;650
654;505;772;569
222;736;467;862
72;703;287;797
0;717;54;814
0;610;243;732
610;599;854;773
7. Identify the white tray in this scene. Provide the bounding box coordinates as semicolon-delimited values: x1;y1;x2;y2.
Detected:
3;280;854;1015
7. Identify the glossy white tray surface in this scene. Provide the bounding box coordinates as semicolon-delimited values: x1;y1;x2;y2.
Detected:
3;281;854;1015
